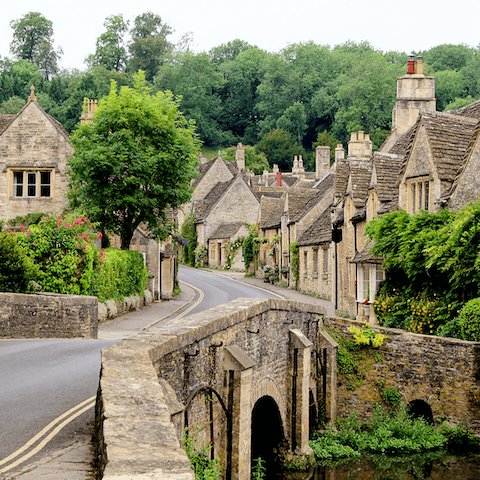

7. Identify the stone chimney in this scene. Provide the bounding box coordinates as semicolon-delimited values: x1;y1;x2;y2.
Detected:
235;143;245;170
315;146;330;179
80;99;98;124
391;55;436;136
348;131;373;159
335;144;345;162
272;164;279;174
198;152;208;164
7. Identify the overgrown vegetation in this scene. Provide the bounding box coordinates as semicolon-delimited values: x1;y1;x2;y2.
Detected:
180;213;197;267
310;404;479;462
289;242;300;285
367;201;480;340
183;429;222;480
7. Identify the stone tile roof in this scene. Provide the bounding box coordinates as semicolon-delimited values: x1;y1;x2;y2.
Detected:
372;153;403;203
0;114;17;135
350;166;373;208
399;110;478;183
193;156;238;187
351;242;384;264
268;174;298;188
289;174;334;224
297;207;332;246
194;178;234;221
254;191;284;201
334;159;349;202
209;222;245;239
447;99;480;119
258;196;285;229
285;189;319;222
388;124;417;157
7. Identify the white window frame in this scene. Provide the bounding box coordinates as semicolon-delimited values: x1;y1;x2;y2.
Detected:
357;264;385;304
11;169;53;198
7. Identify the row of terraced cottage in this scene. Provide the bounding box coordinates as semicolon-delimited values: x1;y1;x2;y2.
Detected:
184;57;480;322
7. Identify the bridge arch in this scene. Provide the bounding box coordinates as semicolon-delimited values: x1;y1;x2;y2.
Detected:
251;376;287;430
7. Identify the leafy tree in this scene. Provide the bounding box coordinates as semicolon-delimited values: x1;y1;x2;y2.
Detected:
434;70;466;111
0;95;25;114
255;128;304;171
312;130;341;164
461;50;480;98
277;102;308;145
210;39;253;64
9;12;62;79
222;145;270;174
422;44;475;72
155;52;227;146
128;12;173;81
86;15;129;72
68;72;200;250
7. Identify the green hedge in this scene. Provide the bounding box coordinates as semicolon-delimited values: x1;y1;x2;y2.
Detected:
89;248;148;302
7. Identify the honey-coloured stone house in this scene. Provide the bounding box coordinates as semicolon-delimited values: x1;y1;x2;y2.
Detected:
0;86;72;221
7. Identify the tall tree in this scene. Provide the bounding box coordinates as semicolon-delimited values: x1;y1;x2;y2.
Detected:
128;12;172;81
86;15;129;72
255;128;304;171
68;72;200;249
10;12;62;79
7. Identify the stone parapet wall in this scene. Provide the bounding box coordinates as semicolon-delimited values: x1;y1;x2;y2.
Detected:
0;292;97;339
96;299;326;479
324;316;480;434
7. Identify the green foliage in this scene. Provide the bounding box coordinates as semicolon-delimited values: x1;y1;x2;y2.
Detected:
310;404;461;461
242;223;263;272
68;72;200;249
457;298;480;342
9;12;62;80
349;325;388;348
289;242;300;284
376;381;403;411
183;429;222;480
127;12;172;81
14;214;102;295
89;248;147;302
221;145;270;175
255;128;304;171
180;213;197;267
222;238;243;270
86;15;129;72
312;130;340;164
0;231;36;293
194;244;208;268
251;457;266;479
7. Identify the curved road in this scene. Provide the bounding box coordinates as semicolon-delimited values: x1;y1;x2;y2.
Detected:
0;267;280;475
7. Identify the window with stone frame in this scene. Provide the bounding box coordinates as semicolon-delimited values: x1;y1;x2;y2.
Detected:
12;170;52;198
313;248;319;274
323;248;329;274
356;264;385;304
408;177;430;213
304;250;308;275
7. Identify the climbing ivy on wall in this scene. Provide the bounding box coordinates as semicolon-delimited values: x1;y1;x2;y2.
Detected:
289;242;300;285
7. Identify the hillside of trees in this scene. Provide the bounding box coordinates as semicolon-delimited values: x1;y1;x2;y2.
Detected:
2;12;479;170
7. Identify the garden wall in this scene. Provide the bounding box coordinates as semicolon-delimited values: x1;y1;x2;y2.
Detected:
0;292;98;339
324;316;480;434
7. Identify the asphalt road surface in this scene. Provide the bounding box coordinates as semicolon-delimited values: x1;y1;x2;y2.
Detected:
0;266;280;474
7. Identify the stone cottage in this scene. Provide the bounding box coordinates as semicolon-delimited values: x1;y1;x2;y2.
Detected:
0;86;72;221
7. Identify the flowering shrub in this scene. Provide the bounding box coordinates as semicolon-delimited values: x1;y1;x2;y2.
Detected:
13;214;101;295
349;325;388;348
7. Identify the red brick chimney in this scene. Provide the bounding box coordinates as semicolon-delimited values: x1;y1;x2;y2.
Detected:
276;172;282;187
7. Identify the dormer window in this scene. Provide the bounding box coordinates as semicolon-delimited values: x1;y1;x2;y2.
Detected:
409;178;430;213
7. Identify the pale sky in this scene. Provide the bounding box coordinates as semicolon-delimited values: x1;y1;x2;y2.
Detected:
1;0;479;71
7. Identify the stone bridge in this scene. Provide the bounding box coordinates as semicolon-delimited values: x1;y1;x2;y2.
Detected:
96;298;480;479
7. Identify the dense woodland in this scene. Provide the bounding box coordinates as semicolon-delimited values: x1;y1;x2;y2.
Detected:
2;12;480;170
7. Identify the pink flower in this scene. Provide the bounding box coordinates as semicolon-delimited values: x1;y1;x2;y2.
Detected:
26;232;30;238
20;225;25;230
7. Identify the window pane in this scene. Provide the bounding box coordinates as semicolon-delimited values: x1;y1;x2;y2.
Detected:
418;182;423;211
40;171;51;197
313;249;318;272
363;266;369;300
323;249;328;273
13;172;23;197
27;172;36;197
411;183;416;213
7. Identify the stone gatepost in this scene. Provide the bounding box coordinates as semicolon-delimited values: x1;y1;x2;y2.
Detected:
318;330;339;424
289;329;314;454
223;345;256;480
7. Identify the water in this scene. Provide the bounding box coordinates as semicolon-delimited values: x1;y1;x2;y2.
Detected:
280;451;480;480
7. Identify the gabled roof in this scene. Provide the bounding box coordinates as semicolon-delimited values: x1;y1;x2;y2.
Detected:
258;196;285;229
297;207;332;246
398;110;477;183
349;166;372;208
0;115;17;135
209;222;245;240
388;123;417;158
289;174;334;224
285;189;319;221
371;153;402;203
193;155;238;187
194;177;235;221
447;99;480;120
254;191;284;201
334;159;350;203
351;242;383;264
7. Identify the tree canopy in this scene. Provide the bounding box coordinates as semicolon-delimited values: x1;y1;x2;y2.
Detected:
68;72;200;249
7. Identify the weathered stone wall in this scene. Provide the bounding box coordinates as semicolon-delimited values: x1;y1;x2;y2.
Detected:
0;292;97;339
96;299;326;479
324;316;480;434
299;245;332;301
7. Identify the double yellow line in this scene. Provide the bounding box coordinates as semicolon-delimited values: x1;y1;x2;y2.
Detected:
0;396;95;474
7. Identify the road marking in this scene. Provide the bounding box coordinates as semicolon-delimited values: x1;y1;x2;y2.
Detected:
0;396;95;473
173;280;204;319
